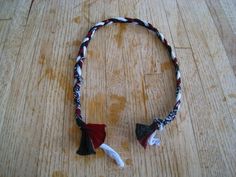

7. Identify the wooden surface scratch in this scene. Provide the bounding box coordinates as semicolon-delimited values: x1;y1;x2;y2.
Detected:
0;0;236;177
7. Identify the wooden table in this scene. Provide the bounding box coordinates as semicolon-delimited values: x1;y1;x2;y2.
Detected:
0;0;236;176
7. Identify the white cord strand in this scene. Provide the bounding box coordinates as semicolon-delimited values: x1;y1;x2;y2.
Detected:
100;143;125;167
147;130;161;146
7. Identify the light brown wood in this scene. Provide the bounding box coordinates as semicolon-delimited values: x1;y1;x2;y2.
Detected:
0;0;236;177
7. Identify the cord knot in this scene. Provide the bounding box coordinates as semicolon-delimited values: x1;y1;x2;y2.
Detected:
135;118;164;148
76;118;106;155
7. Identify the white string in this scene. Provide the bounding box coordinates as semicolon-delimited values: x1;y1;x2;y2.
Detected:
147;130;161;146
100;143;125;167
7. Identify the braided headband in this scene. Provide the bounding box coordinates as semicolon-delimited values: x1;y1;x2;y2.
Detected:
74;17;181;167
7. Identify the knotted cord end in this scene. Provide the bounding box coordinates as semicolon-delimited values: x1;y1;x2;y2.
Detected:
76;119;106;155
135;118;164;148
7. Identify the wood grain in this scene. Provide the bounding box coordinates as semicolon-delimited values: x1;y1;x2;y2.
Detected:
0;0;235;177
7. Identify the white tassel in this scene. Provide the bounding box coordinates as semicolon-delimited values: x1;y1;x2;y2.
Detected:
147;130;161;146
100;143;125;167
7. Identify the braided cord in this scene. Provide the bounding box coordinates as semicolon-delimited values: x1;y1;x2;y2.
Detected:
74;17;181;129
